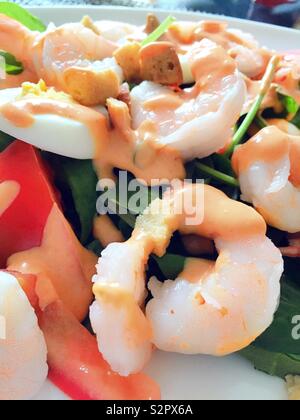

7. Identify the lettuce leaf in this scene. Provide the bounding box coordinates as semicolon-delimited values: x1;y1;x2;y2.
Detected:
0;2;46;32
254;277;300;354
241;260;300;378
0;50;23;75
153;253;186;279
0;130;14;152
241;346;300;379
43;154;98;245
279;93;299;115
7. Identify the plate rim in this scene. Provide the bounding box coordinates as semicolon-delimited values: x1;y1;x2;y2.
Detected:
27;4;300;36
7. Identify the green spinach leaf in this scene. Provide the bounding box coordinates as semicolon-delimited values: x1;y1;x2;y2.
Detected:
241;346;300;379
0;131;14;152
0;50;23;75
0;2;46;32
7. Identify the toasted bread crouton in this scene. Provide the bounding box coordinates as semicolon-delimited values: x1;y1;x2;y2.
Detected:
114;42;141;83
63;66;121;106
139;42;183;86
145;13;160;34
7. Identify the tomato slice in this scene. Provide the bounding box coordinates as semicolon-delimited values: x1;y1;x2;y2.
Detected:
8;271;159;400
13;272;159;402
0;141;56;266
41;301;160;401
8;204;96;321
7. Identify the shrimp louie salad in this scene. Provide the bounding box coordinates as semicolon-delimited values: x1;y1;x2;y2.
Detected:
0;2;299;401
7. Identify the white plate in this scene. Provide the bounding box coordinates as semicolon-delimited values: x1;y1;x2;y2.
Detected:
28;6;296;401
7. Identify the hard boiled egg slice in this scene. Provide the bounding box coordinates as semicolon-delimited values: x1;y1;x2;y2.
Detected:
0;82;108;159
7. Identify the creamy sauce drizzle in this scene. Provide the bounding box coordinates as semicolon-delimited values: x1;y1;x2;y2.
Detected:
134;184;266;250
1;95;185;185
7;204;97;321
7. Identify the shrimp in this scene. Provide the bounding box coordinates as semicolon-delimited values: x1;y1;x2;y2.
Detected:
90;240;153;377
0;14;38;88
266;119;300;136
90;183;282;375
31;22;123;105
0;15;123;105
130;39;246;161
275;51;300;104
232;126;300;233
168;20;271;79
0;271;48;400
92;20;141;43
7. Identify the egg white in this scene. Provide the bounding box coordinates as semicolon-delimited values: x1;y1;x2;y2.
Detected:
0;88;96;159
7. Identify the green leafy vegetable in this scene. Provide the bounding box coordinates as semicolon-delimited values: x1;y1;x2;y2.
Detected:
279;93;299;116
241;260;300;378
141;16;176;47
87;239;103;257
101;179;161;228
43;154;98;244
60;159;98;244
225;55;280;157
0;130;14;152
241;346;300;379
291;109;300;129
254;115;268;129
0;2;46;32
212;154;235;177
153;254;186;279
0;50;23;75
195;161;239;188
254;278;300;354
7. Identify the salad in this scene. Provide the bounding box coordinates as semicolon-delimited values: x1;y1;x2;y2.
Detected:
0;2;299;401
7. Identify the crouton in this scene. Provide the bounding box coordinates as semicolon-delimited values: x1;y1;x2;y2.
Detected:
63;66;121;106
114;42;141;83
145;13;160;35
139;42;183;86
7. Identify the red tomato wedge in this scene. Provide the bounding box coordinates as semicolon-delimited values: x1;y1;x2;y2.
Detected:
40;302;160;400
0;141;56;267
0;141;95;321
6;271;160;400
8;204;96;321
39;300;160;401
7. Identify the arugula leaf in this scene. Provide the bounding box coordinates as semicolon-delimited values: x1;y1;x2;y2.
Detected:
0;2;46;32
291;109;300;129
279;93;299;116
0;130;14;152
87;239;103;257
0;50;23;75
59;159;98;244
241;259;300;378
212;153;235;177
43;154;97;245
240;346;300;379
153;254;186;279
254;278;300;354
